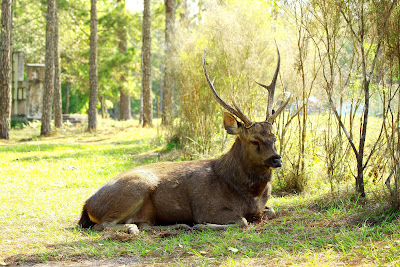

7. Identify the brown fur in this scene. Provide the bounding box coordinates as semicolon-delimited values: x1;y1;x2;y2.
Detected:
78;113;282;233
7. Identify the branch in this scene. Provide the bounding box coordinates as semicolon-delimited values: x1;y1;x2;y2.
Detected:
66;10;90;38
325;84;358;158
363;115;385;170
367;0;396;83
340;8;361;43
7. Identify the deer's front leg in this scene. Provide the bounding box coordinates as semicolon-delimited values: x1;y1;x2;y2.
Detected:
193;217;248;231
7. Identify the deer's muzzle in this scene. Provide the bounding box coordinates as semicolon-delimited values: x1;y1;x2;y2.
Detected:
265;155;282;168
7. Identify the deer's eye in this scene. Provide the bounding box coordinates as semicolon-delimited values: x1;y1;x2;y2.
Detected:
250;141;260;151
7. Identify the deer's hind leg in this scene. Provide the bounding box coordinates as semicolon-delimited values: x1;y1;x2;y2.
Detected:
92;194;160;234
89;198;144;234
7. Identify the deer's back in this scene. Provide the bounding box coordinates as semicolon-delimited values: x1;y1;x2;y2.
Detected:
84;159;215;225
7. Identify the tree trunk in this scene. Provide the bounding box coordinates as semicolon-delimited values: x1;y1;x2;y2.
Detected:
53;0;62;128
65;81;70;114
139;91;143;124
88;0;98;131
0;0;12;140
99;94;105;118
119;92;131;120
161;0;176;126
356;154;366;197
40;0;56;136
355;78;370;198
117;0;132;121
142;0;152;127
179;0;188;27
119;91;132;120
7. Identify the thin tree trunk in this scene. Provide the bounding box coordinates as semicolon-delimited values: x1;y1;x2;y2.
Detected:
161;0;176;126
88;0;98;131
100;94;105;118
65;81;70;114
40;0;56;136
0;0;12;140
142;0;152;127
179;0;188;26
53;0;62;128
139;92;143;124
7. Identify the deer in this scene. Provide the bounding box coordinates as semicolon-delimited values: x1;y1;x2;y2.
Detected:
78;48;290;234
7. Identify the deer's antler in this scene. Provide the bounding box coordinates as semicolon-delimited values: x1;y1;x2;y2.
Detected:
202;50;254;128
255;44;290;123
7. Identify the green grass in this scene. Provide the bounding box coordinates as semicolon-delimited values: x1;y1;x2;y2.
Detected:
1;118;400;266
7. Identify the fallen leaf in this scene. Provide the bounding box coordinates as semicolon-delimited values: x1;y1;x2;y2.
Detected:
228;247;239;253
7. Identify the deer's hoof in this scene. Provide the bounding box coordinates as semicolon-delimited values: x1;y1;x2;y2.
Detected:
126;224;140;235
264;207;276;219
92;223;105;231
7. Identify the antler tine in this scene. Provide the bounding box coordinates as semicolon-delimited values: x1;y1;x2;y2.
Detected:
231;96;254;128
267;93;291;123
255;43;280;121
202;50;254;127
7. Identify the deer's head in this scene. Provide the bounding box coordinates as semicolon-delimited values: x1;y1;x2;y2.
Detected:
202;47;290;169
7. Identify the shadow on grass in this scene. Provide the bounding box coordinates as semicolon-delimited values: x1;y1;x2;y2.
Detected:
305;190;400;226
9;139;158;163
4;205;400;266
7;205;399;266
4;227;185;266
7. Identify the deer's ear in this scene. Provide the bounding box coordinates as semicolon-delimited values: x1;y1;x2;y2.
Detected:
223;112;241;135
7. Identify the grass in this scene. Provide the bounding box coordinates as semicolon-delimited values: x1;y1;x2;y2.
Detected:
1;118;400;266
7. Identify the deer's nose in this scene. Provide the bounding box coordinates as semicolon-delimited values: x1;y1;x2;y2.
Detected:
272;157;282;168
265;155;282;168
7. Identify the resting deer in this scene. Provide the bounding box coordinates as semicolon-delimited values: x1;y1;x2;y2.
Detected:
78;48;290;234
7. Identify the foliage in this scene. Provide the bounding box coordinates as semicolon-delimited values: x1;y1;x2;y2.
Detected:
172;0;290;157
11;0;166;117
12;0;46;63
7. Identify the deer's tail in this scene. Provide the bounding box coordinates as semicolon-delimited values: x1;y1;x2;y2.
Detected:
78;204;96;229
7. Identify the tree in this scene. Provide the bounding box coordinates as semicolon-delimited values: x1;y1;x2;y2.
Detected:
53;0;62;128
381;1;400;207
308;0;396;197
0;0;12;140
142;0;152;127
64;81;70;114
41;0;56;136
161;0;176;126
338;0;395;197
88;0;98;131
117;0;132;121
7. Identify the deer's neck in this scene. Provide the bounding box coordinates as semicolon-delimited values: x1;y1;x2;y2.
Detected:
214;138;272;196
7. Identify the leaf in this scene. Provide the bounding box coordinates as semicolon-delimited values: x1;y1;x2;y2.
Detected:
228;247;239;253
